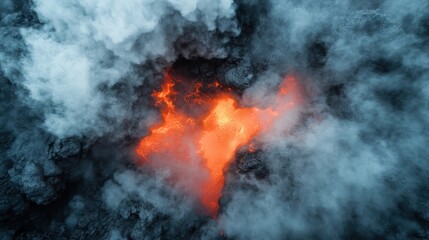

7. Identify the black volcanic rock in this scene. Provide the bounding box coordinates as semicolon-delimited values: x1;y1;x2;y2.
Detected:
48;137;88;160
235;150;269;180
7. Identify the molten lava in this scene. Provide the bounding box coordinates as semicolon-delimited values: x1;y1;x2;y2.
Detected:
136;70;300;216
199;97;262;212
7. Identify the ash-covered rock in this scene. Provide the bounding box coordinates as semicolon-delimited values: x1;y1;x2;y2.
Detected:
0;126;93;238
219;147;270;215
2;130;92;212
14;232;51;240
235;149;269;180
8;159;61;205
99;170;212;240
0;163;28;221
220;57;254;89
5;132;79;206
48;137;89;160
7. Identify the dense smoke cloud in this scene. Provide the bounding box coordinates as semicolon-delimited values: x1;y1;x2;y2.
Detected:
19;0;239;138
1;0;429;239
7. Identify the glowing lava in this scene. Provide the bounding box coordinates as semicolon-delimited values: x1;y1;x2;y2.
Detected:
136;70;300;216
199;96;262;213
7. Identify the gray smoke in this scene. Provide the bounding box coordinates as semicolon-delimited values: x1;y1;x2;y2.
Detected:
18;0;239;138
1;0;429;239
220;1;429;239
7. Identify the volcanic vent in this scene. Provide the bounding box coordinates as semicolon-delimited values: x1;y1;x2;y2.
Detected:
135;60;301;216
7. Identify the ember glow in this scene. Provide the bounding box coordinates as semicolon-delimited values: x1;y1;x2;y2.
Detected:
136;70;301;216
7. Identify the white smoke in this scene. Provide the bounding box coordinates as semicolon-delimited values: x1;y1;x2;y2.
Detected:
20;0;239;137
218;0;429;239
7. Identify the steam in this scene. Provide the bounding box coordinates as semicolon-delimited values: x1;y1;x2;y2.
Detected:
1;0;429;239
220;1;429;239
20;0;239;137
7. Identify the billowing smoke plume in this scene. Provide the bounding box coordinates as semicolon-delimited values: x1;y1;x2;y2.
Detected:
1;0;429;239
18;0;239;138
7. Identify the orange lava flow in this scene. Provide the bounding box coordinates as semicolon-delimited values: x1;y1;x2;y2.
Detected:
136;71;300;217
199;97;262;213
